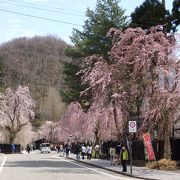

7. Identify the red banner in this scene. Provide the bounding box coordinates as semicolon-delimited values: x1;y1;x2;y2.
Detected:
143;133;156;161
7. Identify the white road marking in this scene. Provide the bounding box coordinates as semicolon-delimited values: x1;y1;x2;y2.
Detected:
0;155;7;174
54;156;133;180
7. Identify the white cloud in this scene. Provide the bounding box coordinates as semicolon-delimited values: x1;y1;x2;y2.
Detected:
5;28;35;40
7;17;21;25
0;16;36;43
61;35;72;45
24;0;49;2
56;0;67;2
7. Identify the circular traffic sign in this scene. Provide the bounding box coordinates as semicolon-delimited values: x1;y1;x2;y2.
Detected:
129;121;136;128
129;121;137;133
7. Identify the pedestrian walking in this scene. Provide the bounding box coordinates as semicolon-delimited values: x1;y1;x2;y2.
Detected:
94;144;100;159
11;144;15;154
116;143;122;165
109;145;116;165
87;144;92;160
60;144;63;153
56;144;60;153
65;143;70;157
74;142;81;160
120;146;129;172
81;144;86;160
63;145;66;156
26;144;31;154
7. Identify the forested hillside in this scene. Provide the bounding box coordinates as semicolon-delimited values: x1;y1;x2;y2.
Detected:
0;36;70;126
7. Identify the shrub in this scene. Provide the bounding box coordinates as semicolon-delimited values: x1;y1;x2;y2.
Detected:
158;159;176;171
146;159;176;171
146;161;159;169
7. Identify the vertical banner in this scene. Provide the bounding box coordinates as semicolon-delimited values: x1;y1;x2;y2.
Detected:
143;133;156;161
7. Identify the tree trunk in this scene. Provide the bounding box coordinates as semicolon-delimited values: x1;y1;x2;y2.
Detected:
163;132;171;159
94;122;100;145
9;131;16;144
163;118;171;159
94;131;100;145
112;99;121;141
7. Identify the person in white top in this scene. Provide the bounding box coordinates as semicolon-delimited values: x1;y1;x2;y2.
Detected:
109;146;116;165
94;144;100;159
81;145;86;160
87;145;92;160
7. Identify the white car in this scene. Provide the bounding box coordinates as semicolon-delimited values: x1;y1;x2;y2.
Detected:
40;143;51;153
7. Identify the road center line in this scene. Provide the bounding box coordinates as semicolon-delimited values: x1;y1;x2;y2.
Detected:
0;155;7;175
54;156;132;180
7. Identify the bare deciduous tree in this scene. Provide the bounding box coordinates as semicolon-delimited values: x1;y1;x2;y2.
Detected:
40;87;66;122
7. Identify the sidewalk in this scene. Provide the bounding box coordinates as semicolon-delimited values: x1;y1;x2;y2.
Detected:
0;153;6;168
60;153;180;180
0;153;5;161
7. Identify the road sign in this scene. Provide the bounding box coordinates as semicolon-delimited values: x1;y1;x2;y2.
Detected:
129;121;137;133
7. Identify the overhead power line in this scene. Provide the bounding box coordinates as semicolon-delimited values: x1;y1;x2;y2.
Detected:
0;8;82;27
0;0;84;17
1;0;85;15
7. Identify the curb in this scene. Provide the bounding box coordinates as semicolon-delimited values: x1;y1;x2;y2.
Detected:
0;153;5;157
0;153;6;164
59;155;158;180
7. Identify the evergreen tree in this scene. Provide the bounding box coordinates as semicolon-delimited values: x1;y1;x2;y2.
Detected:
70;0;127;58
60;61;85;104
61;0;127;106
171;0;180;32
130;0;172;32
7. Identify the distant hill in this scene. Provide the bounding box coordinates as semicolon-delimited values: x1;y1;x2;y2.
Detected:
0;35;71;124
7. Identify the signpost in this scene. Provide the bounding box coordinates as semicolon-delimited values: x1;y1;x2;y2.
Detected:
129;121;137;133
128;121;137;174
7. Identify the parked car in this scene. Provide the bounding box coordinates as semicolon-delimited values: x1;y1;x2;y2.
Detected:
40;143;51;153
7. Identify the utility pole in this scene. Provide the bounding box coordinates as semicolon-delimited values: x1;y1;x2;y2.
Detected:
162;0;165;8
161;0;167;35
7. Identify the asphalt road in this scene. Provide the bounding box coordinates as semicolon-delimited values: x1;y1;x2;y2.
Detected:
0;151;139;180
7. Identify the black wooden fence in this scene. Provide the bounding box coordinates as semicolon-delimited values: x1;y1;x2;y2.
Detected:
171;139;180;160
101;139;180;161
131;140;164;161
0;144;21;154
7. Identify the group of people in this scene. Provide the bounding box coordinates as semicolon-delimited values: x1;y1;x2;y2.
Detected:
67;142;93;160
74;143;95;160
109;145;129;172
56;142;128;172
26;144;34;153
57;142;100;160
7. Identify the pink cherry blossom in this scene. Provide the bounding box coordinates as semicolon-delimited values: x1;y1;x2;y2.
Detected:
0;86;35;143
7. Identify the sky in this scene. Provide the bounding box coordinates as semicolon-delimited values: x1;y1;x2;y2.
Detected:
0;0;175;45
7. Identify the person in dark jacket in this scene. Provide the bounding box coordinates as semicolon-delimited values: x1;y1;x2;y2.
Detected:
65;143;70;157
74;142;81;160
26;144;31;154
116;144;122;165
